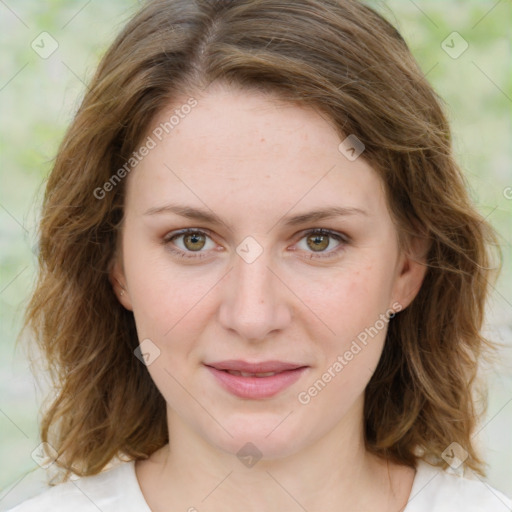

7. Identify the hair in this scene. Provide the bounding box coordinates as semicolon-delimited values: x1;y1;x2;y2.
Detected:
21;0;500;484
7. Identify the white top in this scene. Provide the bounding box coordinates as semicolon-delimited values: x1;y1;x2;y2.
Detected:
7;459;512;511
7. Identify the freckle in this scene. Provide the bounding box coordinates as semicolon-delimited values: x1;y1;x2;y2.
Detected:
260;138;265;143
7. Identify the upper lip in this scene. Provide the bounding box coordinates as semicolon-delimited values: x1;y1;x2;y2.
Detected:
205;360;307;373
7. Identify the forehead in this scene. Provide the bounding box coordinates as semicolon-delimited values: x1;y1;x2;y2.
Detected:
125;84;386;222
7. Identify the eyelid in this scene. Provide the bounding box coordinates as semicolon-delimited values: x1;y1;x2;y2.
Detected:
162;227;215;243
294;227;350;243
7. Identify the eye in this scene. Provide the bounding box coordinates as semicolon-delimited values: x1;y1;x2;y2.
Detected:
293;229;348;259
163;228;348;261
163;229;217;259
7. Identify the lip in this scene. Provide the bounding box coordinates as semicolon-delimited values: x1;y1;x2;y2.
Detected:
204;360;308;399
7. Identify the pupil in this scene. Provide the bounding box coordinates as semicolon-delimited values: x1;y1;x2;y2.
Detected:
308;234;328;251
186;233;205;251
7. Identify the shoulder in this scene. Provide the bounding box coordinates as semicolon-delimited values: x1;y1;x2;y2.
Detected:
406;460;512;512
7;460;151;512
6;480;92;512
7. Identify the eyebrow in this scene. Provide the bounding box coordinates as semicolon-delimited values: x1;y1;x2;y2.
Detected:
143;203;367;227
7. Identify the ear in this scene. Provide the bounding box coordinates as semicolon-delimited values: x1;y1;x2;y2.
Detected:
109;256;133;311
390;235;430;312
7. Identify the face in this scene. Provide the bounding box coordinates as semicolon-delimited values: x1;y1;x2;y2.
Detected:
112;83;426;460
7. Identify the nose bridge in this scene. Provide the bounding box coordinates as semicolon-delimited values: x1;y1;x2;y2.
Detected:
218;247;291;341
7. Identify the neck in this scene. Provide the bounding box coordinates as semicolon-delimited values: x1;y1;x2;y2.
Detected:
136;397;414;511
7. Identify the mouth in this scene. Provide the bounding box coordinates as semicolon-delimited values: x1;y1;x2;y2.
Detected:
204;360;309;399
222;370;283;377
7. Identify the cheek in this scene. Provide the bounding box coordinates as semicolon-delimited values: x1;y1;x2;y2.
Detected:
308;262;394;342
295;270;391;416
122;235;215;343
300;261;394;391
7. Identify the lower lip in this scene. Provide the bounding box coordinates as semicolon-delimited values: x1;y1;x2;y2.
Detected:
206;366;308;399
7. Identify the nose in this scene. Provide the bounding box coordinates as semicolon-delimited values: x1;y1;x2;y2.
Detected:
218;249;292;342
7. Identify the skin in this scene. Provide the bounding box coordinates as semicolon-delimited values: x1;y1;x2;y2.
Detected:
111;82;428;512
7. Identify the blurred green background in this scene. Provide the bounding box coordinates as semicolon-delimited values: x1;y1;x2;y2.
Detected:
1;0;511;509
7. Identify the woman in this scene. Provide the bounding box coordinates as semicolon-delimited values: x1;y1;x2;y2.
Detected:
10;0;511;510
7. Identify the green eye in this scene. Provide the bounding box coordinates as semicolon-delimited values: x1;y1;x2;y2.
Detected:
296;229;347;259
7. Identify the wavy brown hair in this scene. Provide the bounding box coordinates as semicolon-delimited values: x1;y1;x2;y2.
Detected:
21;0;500;483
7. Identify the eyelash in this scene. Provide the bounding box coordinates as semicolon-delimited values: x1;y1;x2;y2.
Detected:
162;228;348;261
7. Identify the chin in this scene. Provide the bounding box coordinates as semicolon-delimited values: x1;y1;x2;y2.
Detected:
205;412;309;462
